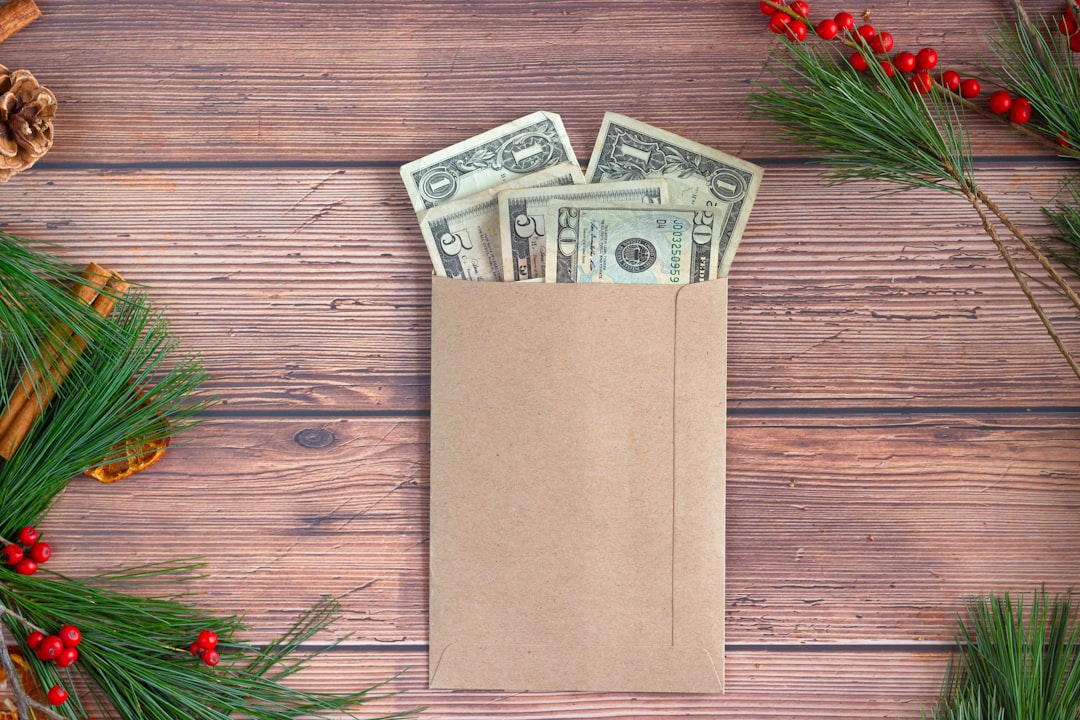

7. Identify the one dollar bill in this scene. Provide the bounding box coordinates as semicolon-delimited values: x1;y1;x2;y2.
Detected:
545;202;721;284
498;179;668;282
401;111;579;214
584;112;762;278
419;162;583;281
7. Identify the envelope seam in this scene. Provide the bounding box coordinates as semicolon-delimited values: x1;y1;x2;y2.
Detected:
671;289;679;648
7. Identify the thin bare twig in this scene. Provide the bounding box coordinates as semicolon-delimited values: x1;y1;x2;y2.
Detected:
976;188;1080;312
963;186;1080;381
0;622;33;720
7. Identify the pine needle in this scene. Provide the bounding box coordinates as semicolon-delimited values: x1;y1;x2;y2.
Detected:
926;590;1080;720
1045;178;1080;277
1;567;416;720
749;33;1080;380
1;237;420;719
749;42;975;195
0;235;121;412
987;2;1080;154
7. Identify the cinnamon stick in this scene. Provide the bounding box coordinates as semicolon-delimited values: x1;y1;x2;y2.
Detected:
0;263;109;443
0;267;127;461
0;0;40;44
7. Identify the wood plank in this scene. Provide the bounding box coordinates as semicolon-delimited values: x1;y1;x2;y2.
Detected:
0;0;1061;165
211;648;949;719
4;165;1080;410
38;415;1080;644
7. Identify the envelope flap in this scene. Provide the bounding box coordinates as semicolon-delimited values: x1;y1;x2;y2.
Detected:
429;276;726;693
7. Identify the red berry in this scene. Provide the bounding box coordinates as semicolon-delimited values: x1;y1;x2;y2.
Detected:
1010;100;1032;124
909;70;933;94
16;527;38;546
871;31;894;53
989;89;1013;114
1;545;23;565
46;686;68;706
55;647;78;668
26;631;45;650
856;24;876;43
815;18;839;39
28;542;50;564
960;78;981;98
190;641;206;657
197;629;219;650
849;52;869;72
834;11;855;31
58;625;81;647
760;1;779;15
1059;12;1078;35
1071;32;1080;52
880;60;896;77
36;635;63;661
203;649;221;667
941;70;961;92
14;558;37;575
769;12;791;33
789;0;809;18
1059;131;1072;148
916;47;939;70
893;51;917;73
784;19;808;41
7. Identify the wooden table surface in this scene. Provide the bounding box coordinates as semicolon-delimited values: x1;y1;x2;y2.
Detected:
5;0;1080;717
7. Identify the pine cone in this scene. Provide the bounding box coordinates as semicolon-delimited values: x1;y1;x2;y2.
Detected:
0;65;56;183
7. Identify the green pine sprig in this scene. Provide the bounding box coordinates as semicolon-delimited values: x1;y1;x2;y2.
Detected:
988;0;1080;154
749;28;1080;380
925;590;1080;720
0;237;419;719
0;286;213;533
1045;178;1080;276
0;563;415;720
0;234;121;414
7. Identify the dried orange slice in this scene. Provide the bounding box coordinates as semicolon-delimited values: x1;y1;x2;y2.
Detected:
84;435;171;483
0;647;42;719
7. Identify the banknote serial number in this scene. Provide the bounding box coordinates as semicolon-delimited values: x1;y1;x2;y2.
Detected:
656;217;685;282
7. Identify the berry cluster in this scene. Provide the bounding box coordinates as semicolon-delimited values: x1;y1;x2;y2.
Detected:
1058;5;1080;51
26;623;82;668
758;0;1050;124
25;624;82;708
188;628;221;667
1;526;51;575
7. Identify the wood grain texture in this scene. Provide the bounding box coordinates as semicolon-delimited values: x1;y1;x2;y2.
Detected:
164;647;950;719
38;415;1080;644
1;0;1078;716
0;0;1062;165
4;164;1080;411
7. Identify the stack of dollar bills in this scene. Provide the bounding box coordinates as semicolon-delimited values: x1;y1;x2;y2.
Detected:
400;111;763;284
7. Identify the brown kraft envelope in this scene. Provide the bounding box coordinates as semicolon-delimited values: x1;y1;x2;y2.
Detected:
429;275;726;693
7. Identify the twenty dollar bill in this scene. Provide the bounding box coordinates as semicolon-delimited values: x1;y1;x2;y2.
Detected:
401;111;579;214
419;162;583;281
584;112;762;278
498;179;669;282
545;203;721;284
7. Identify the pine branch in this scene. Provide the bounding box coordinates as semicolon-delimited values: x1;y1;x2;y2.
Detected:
0;239;418;718
988;0;1080;155
1044;177;1080;276
750;30;1080;381
1;566;418;720
927;590;1080;719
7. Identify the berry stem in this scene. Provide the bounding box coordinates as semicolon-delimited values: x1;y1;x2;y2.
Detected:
0;600;48;634
948;86;1080;161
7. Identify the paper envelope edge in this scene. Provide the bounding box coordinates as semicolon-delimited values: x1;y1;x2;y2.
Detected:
428;276;727;693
